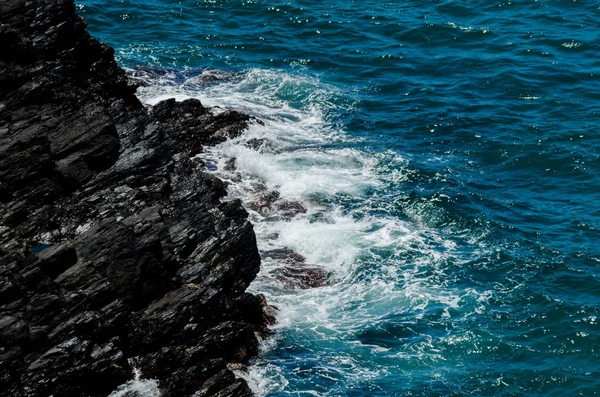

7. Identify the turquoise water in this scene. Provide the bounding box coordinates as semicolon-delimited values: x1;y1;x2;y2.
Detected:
79;1;600;396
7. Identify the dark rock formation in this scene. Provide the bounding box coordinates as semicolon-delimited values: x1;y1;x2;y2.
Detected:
248;190;307;221
263;249;328;289
0;0;270;396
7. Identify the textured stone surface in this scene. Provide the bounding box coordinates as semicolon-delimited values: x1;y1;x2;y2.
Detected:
0;0;270;395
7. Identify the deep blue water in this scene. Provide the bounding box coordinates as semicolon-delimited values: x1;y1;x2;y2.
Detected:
80;1;600;396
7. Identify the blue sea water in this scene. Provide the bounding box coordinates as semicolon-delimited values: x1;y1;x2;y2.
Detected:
79;1;600;396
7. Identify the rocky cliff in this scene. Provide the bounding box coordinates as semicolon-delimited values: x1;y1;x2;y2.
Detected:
0;0;270;395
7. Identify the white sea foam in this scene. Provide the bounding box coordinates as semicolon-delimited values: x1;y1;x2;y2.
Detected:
108;379;160;397
561;41;582;49
108;362;160;397
446;21;490;33
136;67;491;396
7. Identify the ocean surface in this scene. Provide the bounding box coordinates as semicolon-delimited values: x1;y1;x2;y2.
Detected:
78;1;600;396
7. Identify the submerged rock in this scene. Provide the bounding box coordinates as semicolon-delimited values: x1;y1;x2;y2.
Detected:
248;190;280;214
262;248;306;264
275;200;308;219
262;248;328;289
271;265;328;289
0;0;267;396
248;191;307;220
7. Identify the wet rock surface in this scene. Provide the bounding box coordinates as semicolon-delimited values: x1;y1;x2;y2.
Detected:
248;190;307;221
263;248;328;289
0;1;270;396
